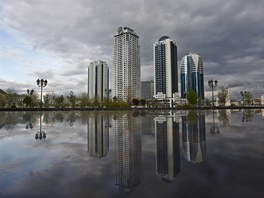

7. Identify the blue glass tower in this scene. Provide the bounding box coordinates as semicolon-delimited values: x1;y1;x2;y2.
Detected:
153;36;178;99
180;53;204;99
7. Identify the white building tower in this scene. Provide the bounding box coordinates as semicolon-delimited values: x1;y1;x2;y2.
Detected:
88;60;109;101
113;27;141;101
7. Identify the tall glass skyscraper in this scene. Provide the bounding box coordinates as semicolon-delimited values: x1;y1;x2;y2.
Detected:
113;27;141;101
88;60;109;101
153;36;178;99
180;53;204;99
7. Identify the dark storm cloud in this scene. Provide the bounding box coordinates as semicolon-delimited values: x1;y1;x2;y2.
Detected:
1;0;263;97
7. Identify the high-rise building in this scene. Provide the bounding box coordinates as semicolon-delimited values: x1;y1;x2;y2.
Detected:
153;36;178;100
154;113;180;182
88;60;109;101
141;80;154;99
180;52;204;99
113;27;141;101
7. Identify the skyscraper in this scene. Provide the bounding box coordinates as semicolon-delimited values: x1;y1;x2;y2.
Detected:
180;52;204;99
153;36;178;99
113;27;141;101
88;60;109;101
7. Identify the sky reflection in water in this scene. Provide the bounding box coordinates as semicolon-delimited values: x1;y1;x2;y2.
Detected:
0;110;263;198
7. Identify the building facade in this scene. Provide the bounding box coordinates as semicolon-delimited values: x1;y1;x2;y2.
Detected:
141;80;154;99
153;36;178;100
180;52;204;100
88;60;109;101
113;27;141;101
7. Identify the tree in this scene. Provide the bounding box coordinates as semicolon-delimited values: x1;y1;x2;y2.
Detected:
244;92;253;105
67;91;76;107
55;95;65;108
217;87;229;106
204;98;211;107
23;96;31;107
187;90;198;106
0;94;7;107
6;88;17;108
78;92;90;108
140;99;146;106
132;98;140;106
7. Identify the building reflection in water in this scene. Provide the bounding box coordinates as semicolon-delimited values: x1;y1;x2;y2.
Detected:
87;112;110;158
154;112;180;182
182;111;206;164
113;112;142;193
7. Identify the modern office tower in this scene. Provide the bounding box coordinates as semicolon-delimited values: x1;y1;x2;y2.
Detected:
141;80;154;99
87;112;110;158
182;111;206;164
88;60;109;101
113;27;141;101
153;36;178;100
154;113;180;182
114;112;141;193
180;52;204;99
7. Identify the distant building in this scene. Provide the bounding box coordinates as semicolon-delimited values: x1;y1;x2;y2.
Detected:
153;36;178;100
88;60;109;101
180;52;204;100
141;81;154;99
113;27;141;101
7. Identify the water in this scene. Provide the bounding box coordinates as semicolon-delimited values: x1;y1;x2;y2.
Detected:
0;110;263;198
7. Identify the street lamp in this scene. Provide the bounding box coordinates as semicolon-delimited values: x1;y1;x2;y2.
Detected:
105;89;112;107
208;79;218;108
36;79;48;109
240;91;247;108
27;89;34;108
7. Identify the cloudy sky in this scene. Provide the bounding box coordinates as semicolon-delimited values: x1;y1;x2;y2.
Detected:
0;0;263;99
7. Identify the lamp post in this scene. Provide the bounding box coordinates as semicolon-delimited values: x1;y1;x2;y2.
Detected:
240;91;247;108
27;89;34;108
208;79;218;108
36;79;48;109
105;89;112;108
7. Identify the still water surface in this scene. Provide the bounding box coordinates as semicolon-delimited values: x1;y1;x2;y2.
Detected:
0;110;263;198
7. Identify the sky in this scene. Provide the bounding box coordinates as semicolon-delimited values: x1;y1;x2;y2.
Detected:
0;0;263;100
